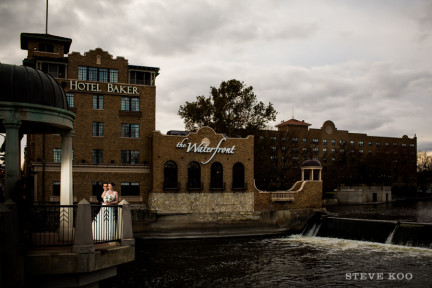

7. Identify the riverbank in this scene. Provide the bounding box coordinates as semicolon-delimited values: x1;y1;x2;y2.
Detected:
133;208;326;239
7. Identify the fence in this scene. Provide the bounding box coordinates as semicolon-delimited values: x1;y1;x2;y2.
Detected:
28;204;76;247
27;203;122;247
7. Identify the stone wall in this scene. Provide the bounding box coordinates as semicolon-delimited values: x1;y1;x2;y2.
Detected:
149;192;254;214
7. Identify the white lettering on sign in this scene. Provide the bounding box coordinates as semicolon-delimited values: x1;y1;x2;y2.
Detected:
176;137;236;165
69;80;139;95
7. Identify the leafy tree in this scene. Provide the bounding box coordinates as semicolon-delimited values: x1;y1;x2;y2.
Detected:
178;79;277;136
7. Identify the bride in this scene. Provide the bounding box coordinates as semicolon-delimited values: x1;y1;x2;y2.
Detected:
92;182;119;241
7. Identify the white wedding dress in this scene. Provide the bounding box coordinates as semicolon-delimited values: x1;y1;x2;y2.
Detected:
92;191;118;241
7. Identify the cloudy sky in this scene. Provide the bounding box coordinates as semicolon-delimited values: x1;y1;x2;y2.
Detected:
1;0;432;151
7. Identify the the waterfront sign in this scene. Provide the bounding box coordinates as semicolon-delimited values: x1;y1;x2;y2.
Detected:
176;137;236;165
69;80;139;95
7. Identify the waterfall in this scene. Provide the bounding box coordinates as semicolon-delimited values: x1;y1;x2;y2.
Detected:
385;224;398;245
301;216;432;248
303;222;322;237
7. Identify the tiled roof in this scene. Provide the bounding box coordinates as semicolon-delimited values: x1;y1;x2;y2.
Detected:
275;118;311;127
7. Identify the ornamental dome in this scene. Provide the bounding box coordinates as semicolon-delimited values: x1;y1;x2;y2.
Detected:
0;63;68;109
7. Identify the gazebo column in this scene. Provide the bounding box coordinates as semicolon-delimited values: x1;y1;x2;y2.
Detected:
3;120;21;200
59;130;74;241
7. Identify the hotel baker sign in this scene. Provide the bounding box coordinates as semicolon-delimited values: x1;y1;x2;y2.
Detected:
176;137;236;165
68;80;139;95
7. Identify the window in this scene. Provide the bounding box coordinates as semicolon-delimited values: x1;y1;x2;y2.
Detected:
303;138;307;144
313;147;319;154
271;146;277;153
393;142;398;147
88;67;98;81
66;93;74;108
99;68;108;82
331;149;336;154
350;141;355;146
312;138;319;144
121;97;140;111
121;123;140;138
232;162;245;189
323;148;327;154
331;140;336;146
358;141;364;147
121;150;140;164
78;66;87;80
110;69;119;83
323;139;327;145
402;143;407;147
281;146;287;152
92;149;103;164
164;160;178;189
53;181;60;196
210;162;224;189
270;155;277;162
271;136;277;142
39;43;54;52
368;141;372;147
129;71;154;85
410;144;415;148
53;148;61;163
40;62;66;78
93;95;104;109
187;161;201;189
292;138;298;143
92;122;103;136
121;182;140;196
340;140;346;145
78;66;118;83
376;142;381;148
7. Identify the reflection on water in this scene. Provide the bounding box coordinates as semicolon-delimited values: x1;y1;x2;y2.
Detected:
100;201;432;288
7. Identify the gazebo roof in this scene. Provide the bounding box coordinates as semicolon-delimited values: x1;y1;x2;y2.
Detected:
0;63;68;109
301;159;322;167
0;63;74;134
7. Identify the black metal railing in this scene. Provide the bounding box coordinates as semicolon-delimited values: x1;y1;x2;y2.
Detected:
27;204;76;247
26;203;122;247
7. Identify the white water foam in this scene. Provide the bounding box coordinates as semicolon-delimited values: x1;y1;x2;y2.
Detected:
286;234;432;257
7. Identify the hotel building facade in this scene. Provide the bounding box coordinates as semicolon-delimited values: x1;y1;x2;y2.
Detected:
21;33;159;205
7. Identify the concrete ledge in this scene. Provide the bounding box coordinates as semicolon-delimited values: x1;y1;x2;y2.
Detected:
26;244;134;275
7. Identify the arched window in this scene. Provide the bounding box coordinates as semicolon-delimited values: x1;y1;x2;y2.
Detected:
188;161;201;189
164;160;178;189
210;162;224;189
232;162;245;189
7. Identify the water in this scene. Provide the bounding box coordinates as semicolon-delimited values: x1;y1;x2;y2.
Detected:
100;201;432;288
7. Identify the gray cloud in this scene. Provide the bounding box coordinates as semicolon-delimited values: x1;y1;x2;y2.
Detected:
1;0;431;151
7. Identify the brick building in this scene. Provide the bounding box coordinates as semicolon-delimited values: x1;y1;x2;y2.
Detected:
150;127;256;213
255;118;417;192
21;33;159;204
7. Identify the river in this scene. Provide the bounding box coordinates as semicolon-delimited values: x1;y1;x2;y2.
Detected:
100;201;432;288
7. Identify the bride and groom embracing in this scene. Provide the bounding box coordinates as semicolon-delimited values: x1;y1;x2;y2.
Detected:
92;182;119;241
